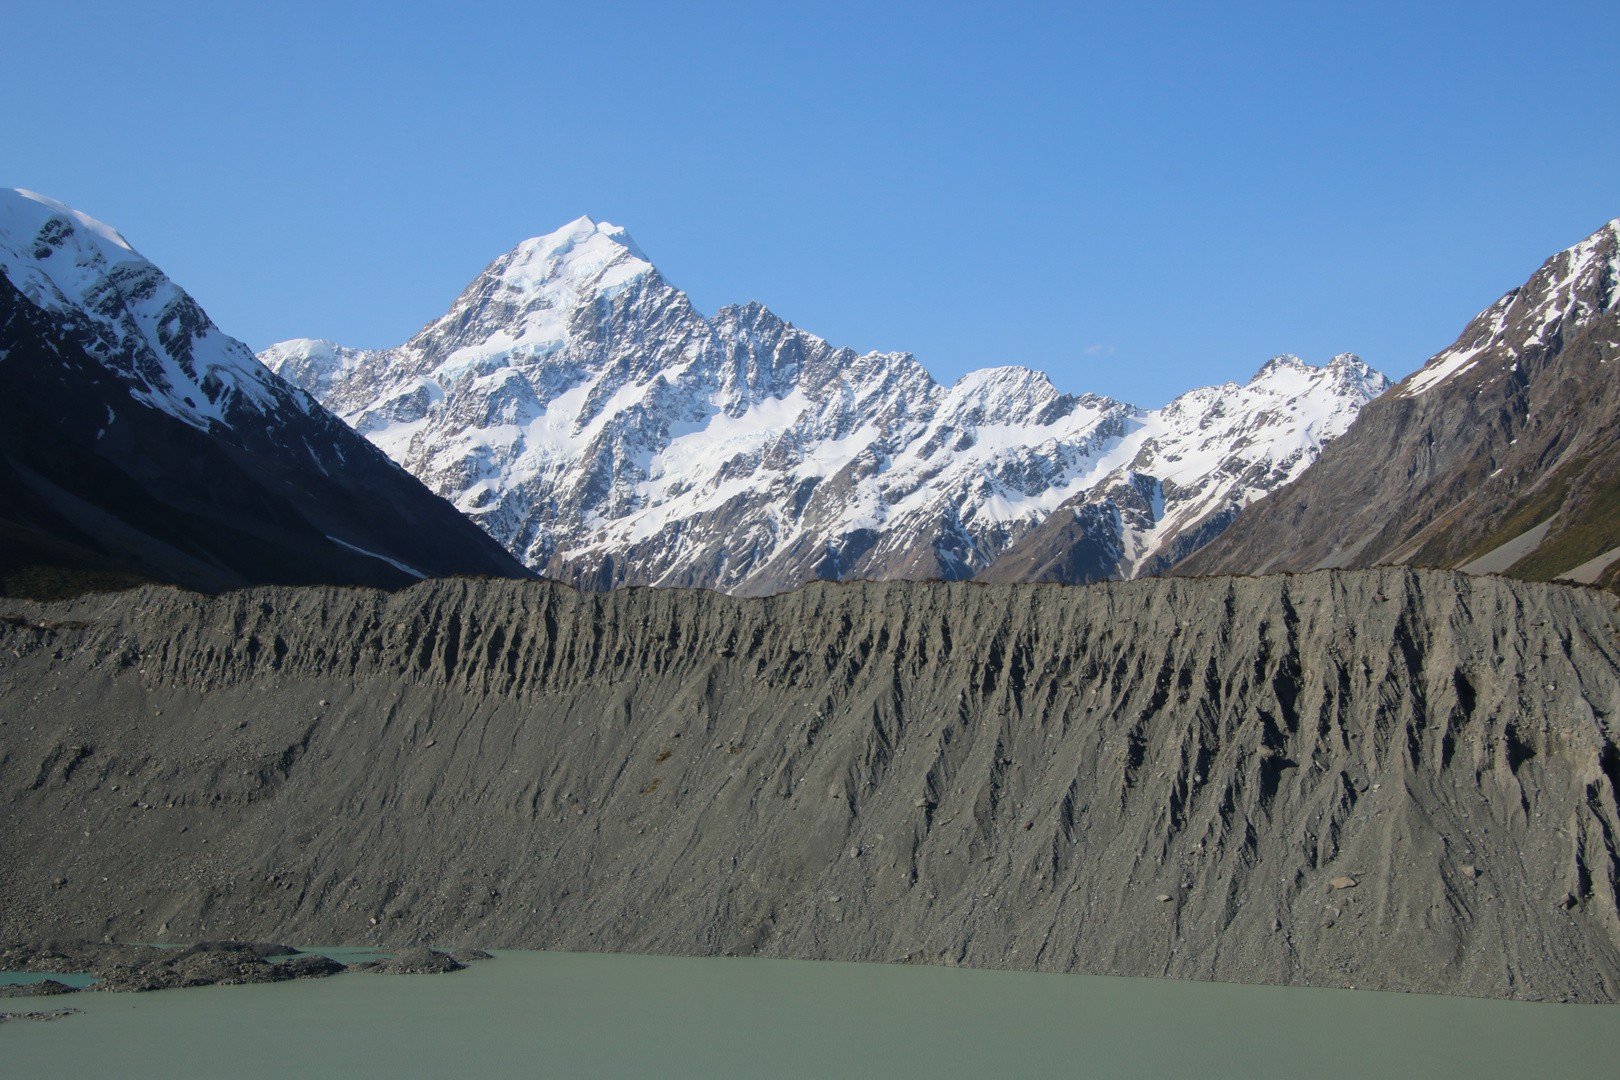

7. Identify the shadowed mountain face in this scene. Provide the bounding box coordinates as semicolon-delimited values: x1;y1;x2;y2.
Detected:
264;219;1382;595
1176;218;1620;587
0;190;532;594
5;570;1620;1001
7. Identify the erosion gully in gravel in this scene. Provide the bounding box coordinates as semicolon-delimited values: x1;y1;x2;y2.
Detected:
3;569;1620;1002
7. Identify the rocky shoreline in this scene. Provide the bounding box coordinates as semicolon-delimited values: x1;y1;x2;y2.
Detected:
0;940;488;998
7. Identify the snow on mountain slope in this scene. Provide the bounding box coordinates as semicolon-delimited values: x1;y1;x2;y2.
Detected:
0;189;303;431
1397;218;1619;398
263;217;1386;594
978;353;1388;583
1109;353;1386;575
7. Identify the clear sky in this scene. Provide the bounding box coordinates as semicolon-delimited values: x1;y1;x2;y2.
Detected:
6;0;1617;406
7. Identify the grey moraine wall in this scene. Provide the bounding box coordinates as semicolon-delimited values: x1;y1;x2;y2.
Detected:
3;569;1620;1001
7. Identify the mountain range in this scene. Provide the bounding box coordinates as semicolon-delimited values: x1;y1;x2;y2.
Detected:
7;187;1616;601
262;218;1386;594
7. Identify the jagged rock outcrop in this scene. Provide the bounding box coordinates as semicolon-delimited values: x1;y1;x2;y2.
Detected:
1177;218;1620;587
4;570;1619;1001
263;218;1383;594
0;189;531;595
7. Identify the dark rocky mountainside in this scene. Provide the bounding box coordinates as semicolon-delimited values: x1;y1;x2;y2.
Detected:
1176;218;1620;588
4;571;1619;1001
0;190;530;595
0;275;528;594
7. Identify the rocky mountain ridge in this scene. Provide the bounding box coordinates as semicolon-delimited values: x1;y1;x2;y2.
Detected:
1177;217;1620;586
0;189;530;593
263;217;1385;594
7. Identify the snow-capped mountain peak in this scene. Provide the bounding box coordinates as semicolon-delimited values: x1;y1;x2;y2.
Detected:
0;187;295;431
939;366;1068;424
263;220;1387;594
5;189;137;258
495;215;652;294
1397;218;1620;398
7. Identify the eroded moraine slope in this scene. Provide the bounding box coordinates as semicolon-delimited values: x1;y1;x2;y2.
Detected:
3;570;1619;1000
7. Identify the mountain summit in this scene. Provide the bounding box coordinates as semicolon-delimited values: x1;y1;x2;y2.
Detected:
263;222;1385;594
0;190;298;433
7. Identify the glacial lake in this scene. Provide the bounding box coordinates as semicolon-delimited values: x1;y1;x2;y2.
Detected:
3;950;1616;1078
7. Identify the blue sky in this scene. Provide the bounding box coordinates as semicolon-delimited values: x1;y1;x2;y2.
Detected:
6;0;1617;406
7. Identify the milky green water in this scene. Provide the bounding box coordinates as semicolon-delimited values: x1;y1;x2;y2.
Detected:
0;972;101;988
2;950;1615;1079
